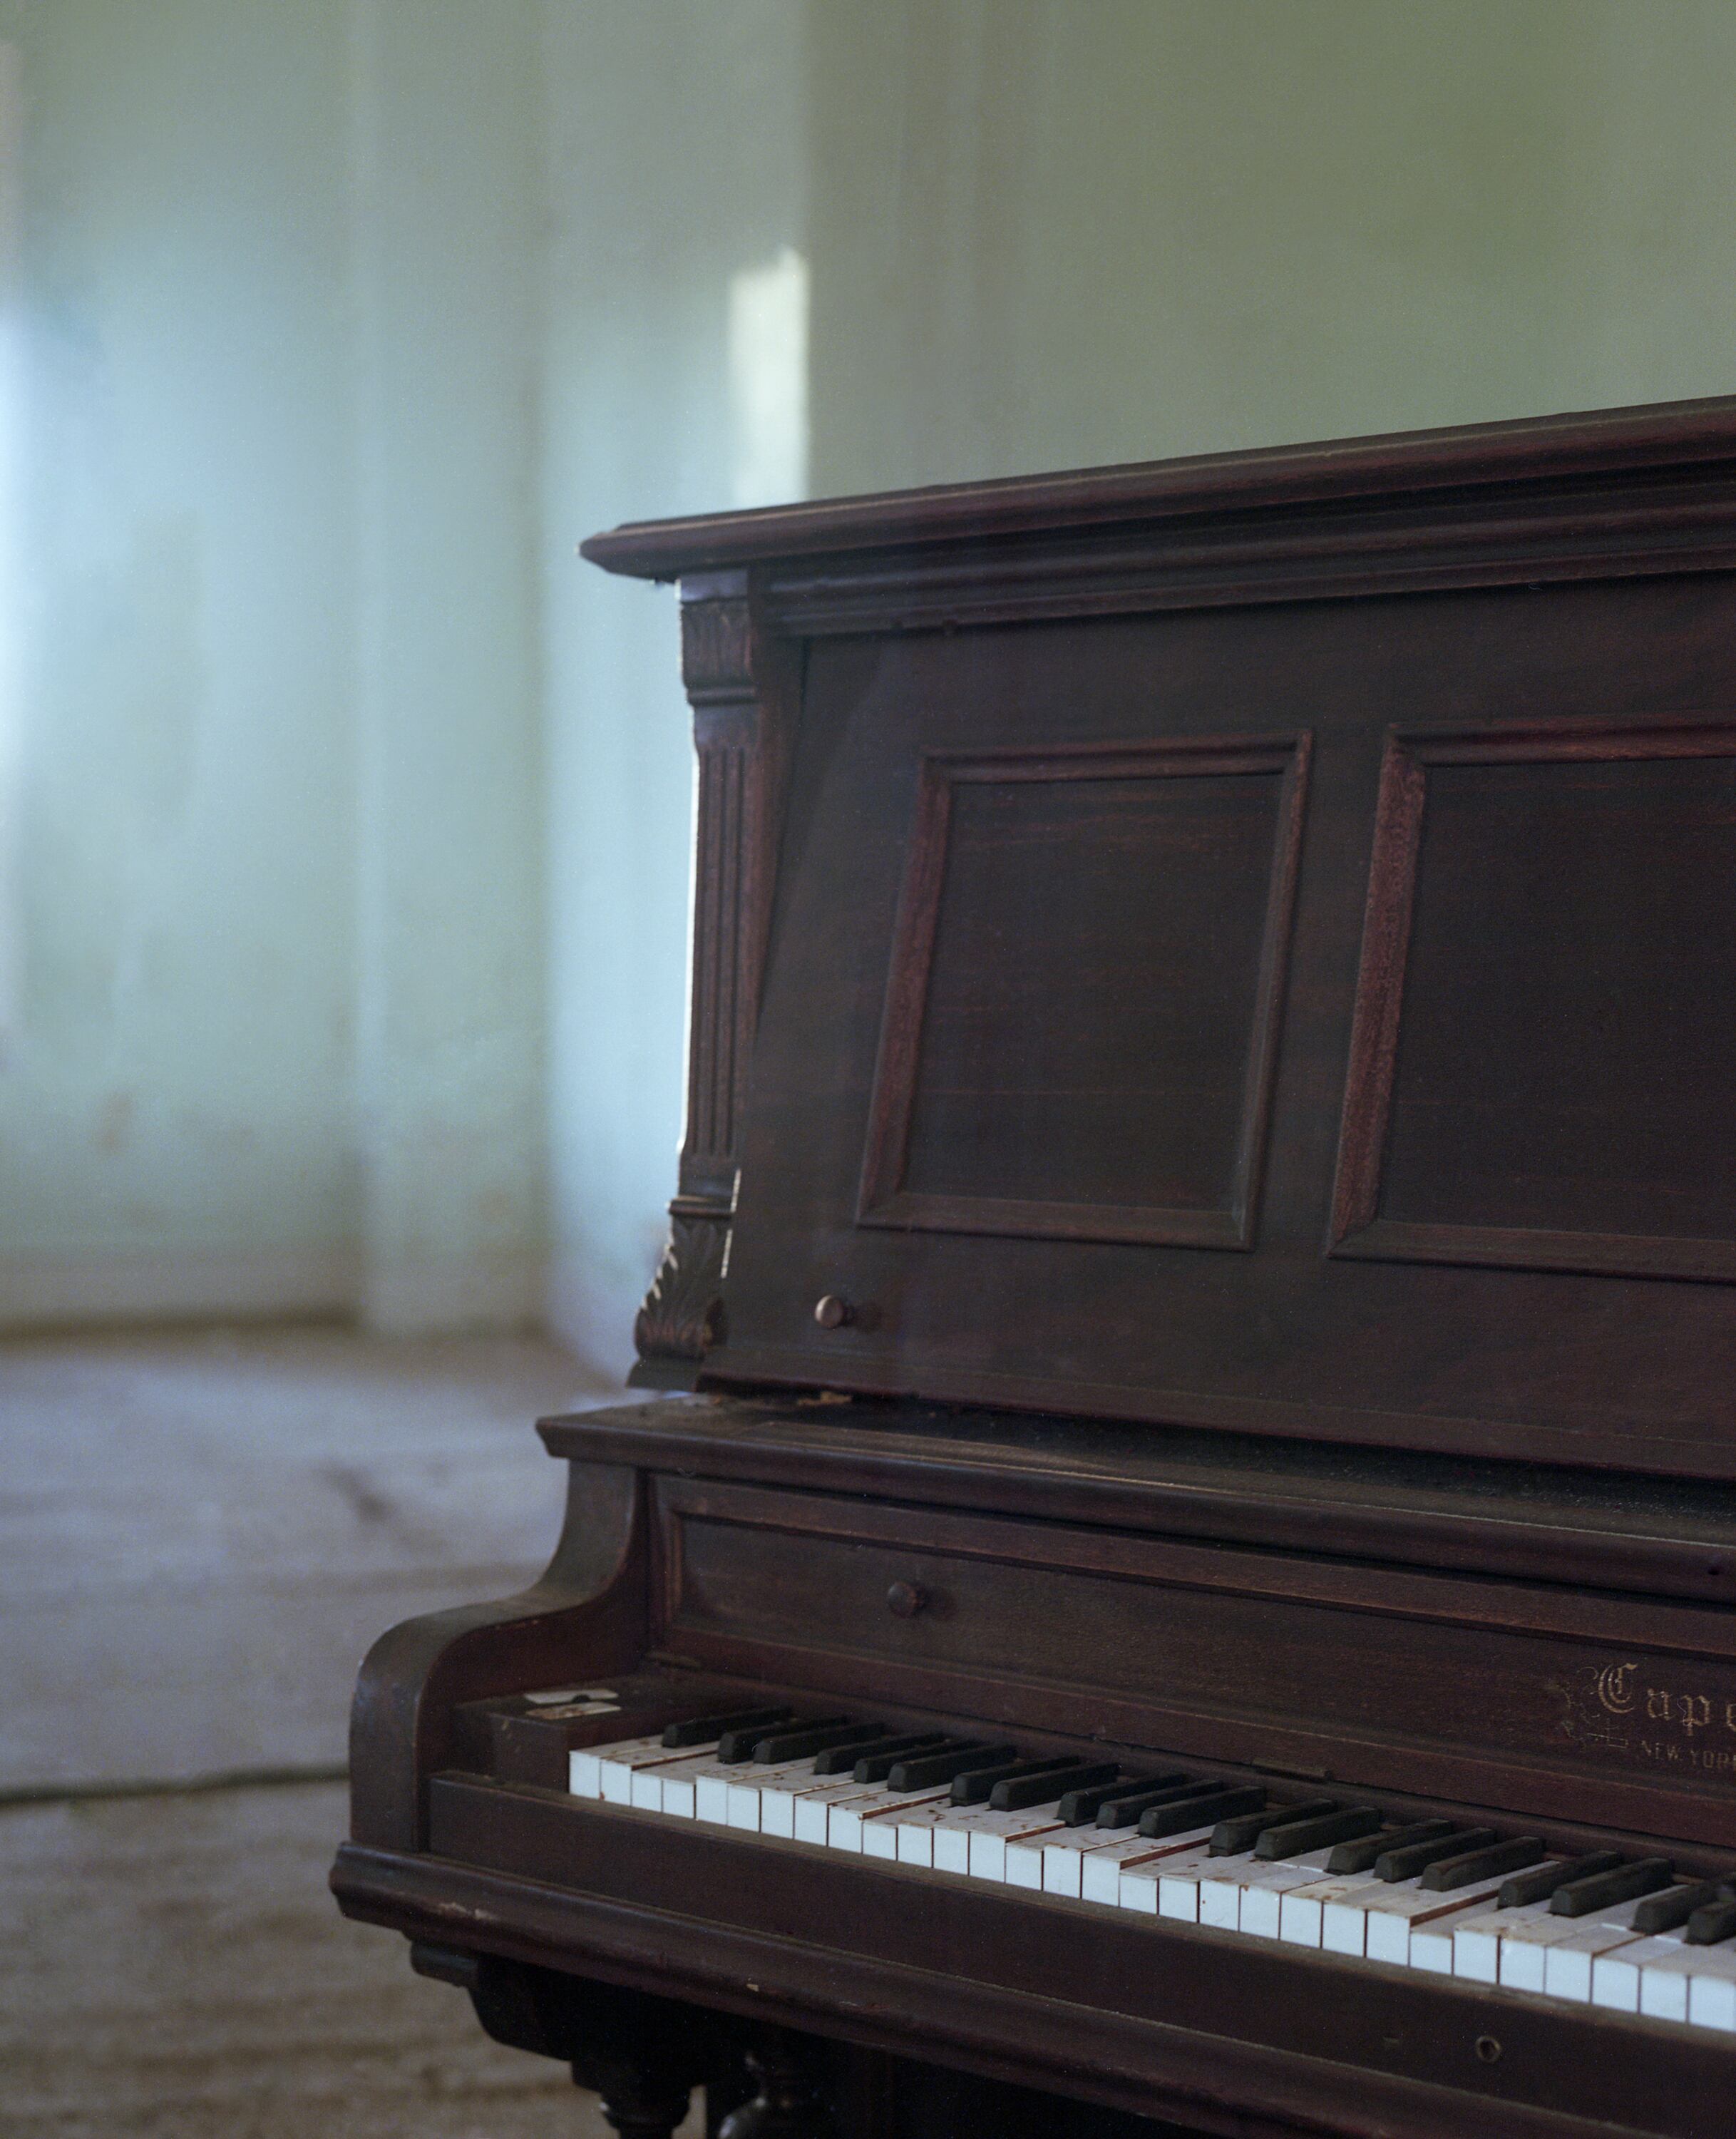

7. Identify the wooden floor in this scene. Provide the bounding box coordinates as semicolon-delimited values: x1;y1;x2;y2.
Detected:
0;1326;697;2138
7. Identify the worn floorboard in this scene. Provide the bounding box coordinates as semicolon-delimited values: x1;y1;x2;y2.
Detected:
0;1779;705;2137
0;1328;693;2136
0;1326;617;1790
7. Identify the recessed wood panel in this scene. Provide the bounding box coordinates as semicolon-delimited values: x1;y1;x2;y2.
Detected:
1332;722;1736;1280
858;739;1308;1248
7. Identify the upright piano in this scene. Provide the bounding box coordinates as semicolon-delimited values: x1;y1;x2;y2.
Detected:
334;400;1736;2139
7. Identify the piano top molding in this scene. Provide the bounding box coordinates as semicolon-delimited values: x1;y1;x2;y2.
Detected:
536;1393;1736;1611
580;395;1736;632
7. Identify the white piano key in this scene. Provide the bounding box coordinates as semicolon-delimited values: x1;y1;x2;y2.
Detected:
790;1775;884;1844
1147;1847;1220;1920
1362;1873;1511;1967
1637;1940;1736;2028
1494;1901;1618;1992
1449;1904;1511;1984
1542;1917;1646;2002
751;1759;856;1837
829;1785;950;1854
859;1790;948;1859
1641;1946;1694;2023
1413;1877;1566;1976
600;1740;702;1804
1205;1850;1339;1938
890;1802;957;1867
570;1733;669;1800
1593;1933;1683;2013
631;1749;719;1812
1280;1872;1389;1949
967;1807;1069;1881
1688;1951;1736;2031
1064;1824;1218;1904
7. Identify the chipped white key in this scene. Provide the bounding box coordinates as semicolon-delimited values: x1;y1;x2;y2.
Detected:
1365;1874;1511;1966
1593;1932;1683;2012
828;1785;950;1854
672;1753;817;1827
1281;1870;1392;1949
856;1788;950;1859
1146;1847;1219;1920
754;1760;862;1837
1542;1916;1647;2001
1322;1873;1508;1964
889;1802;961;1867
630;1749;718;1812
570;1733;674;1801
1203;1850;1338;1937
1493;1900;1619;1991
965;1807;1069;1880
1057;1824;1219;1904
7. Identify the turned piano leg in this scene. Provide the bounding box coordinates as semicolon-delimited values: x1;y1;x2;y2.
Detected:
715;2027;831;2138
578;2056;694;2139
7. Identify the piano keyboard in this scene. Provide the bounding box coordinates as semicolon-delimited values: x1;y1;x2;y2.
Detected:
568;1705;1736;2033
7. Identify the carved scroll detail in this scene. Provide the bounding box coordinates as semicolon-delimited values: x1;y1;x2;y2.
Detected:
633;1210;729;1373
632;578;793;1388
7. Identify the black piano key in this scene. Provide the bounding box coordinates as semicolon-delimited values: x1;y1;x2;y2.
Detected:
1549;1857;1675;1918
1420;1837;1546;1891
1325;1819;1456;1876
851;1735;952;1784
811;1731;938;1778
954;1755;1078;1807
751;1720;883;1765
1685;1897;1736;1946
885;1741;1015;1791
661;1705;791;1750
1497;1850;1624;1909
1630;1879;1727;1935
991;1759;1119;1812
1253;1806;1380;1860
1095;1778;1229;1831
1059;1773;1183;1826
1211;1799;1340;1857
1375;1827;1498;1884
1139;1785;1265;1838
719;1713;849;1763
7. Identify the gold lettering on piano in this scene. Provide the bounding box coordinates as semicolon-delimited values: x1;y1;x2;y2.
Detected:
1547;1660;1735;1779
1595;1661;1636;1714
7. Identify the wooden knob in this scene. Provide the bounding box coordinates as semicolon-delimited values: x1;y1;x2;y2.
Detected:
813;1293;853;1330
886;1580;928;1619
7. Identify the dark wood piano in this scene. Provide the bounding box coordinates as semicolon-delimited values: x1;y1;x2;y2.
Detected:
333;400;1736;2139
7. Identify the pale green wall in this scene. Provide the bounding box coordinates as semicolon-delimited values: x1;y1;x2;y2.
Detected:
5;1;1736;1362
0;0;544;1329
0;0;359;1318
807;0;1736;494
538;0;807;1367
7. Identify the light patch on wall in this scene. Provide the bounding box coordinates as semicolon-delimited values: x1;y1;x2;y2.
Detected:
0;42;21;1050
727;245;808;508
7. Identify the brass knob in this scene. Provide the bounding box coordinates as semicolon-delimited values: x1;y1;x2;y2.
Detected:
886;1580;928;1619
813;1293;853;1330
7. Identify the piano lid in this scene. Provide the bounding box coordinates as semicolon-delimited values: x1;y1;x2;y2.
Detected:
585;399;1736;1483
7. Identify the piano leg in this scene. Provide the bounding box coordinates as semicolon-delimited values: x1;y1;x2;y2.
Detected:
576;2058;694;2139
409;1943;734;2135
715;2027;831;2138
